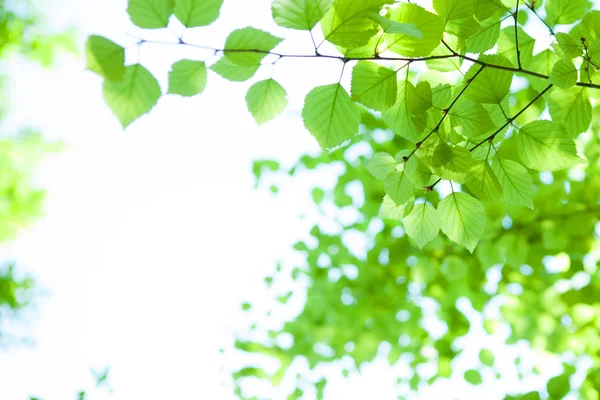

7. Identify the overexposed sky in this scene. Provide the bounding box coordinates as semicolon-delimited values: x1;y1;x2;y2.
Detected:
0;0;585;399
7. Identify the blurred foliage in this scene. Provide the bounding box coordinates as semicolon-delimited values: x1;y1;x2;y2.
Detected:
0;0;71;340
234;105;600;398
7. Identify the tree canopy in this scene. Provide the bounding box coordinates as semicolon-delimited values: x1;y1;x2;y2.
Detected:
87;0;600;398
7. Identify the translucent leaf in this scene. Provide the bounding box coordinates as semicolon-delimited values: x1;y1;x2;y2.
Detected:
465;19;501;53
426;34;464;72
409;81;433;114
498;27;535;66
210;57;260;82
382;81;427;142
103;64;161;128
473;0;508;21
350;61;397;111
367;12;422;38
366;152;397;179
85;35;125;81
546;0;592;26
554;33;582;58
302;83;360;150
528;49;559;92
405;155;432;187
384;169;413;206
127;0;173;29
464;55;513;104
465;161;502;201
168;60;207;97
272;0;333;30
448;99;495;138
385;3;444;57
439;191;485;252
379;195;405;219
516;120;584;171
548;87;592;135
570;10;600;42
549;59;577;88
224;27;283;66
174;0;223;27
491;157;533;209
321;0;392;48
433;0;473;23
403;203;441;248
246;79;288;125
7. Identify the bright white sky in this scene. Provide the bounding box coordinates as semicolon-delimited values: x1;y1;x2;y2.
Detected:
0;0;588;399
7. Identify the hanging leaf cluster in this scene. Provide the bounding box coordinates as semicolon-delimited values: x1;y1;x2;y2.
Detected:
86;0;599;253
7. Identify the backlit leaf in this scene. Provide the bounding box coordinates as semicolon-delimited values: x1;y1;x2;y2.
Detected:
302;83;360;150
103;64;161;128
128;0;173;29
403;203;441;248
246;79;288;125
491;157;533;209
85;35;125;81
174;0;223;27
517;120;584;171
351;61;397;111
168;60;207;97
224;27;283;66
272;0;333;30
439;191;486;252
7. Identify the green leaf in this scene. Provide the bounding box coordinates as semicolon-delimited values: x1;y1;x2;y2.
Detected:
554;33;583;58
465;19;501;53
433;0;473;23
409;81;433;114
465;369;483;385
403;203;441;248
384;169;413;206
321;0;392;48
385;3;444;57
210;57;260;82
350;61;397;111
272;0;333;30
174;0;223;27
85;35;125;81
367;13;422;38
245;79;288;125
464;55;513;104
379;195;404;219
548;87;592;136
366;152;397;179
426;34;465;72
438;191;485;252
382;81;427;142
224;27;283;66
491;157;533;209
516;120;584;171
498;26;535;67
168;60;207;97
405;155;432;187
528;49;560;92
465;161;502;201
449;99;495;138
127;0;173;29
103;64;162;128
546;0;592;26
549;59;577;88
302;83;360;150
473;0;508;21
